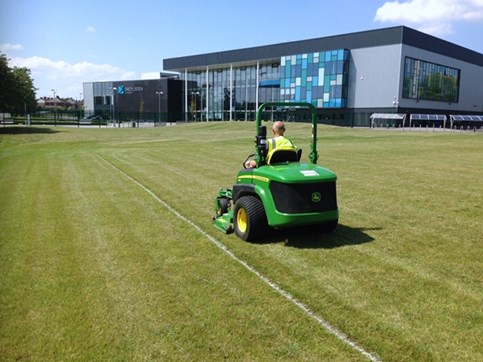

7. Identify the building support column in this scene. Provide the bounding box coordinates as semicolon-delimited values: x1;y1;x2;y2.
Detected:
206;66;209;121
256;60;260;113
184;68;188;122
230;64;233;121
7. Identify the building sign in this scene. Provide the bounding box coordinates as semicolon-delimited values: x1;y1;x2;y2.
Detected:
117;85;144;95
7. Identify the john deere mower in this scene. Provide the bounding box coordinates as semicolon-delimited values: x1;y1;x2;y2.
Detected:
213;102;338;242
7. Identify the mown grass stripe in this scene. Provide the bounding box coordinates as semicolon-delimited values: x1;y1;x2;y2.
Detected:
96;153;381;362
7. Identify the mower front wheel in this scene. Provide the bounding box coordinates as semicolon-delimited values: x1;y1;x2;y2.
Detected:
233;196;268;242
215;197;230;217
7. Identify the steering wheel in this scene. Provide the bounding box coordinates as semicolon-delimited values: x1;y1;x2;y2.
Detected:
242;154;255;169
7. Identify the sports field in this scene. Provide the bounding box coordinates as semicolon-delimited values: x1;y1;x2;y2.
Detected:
0;123;481;361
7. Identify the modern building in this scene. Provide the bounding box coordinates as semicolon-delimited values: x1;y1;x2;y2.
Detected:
84;26;483;127
83;72;186;124
163;25;482;126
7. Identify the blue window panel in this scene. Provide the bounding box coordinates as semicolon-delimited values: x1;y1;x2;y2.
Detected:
325;52;331;62
313;86;321;99
302;59;307;69
308;53;313;63
334;84;342;97
310;63;319;76
335;98;341;107
307;63;314;75
295;87;301;101
338;49;344;60
307;90;312;102
313;76;318;85
296;54;302;61
259;80;280;88
324;77;330;92
337;61;344;74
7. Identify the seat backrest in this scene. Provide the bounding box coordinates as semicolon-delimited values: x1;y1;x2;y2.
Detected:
267;149;299;164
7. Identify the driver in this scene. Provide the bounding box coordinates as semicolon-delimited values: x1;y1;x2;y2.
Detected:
267;121;297;155
244;121;297;168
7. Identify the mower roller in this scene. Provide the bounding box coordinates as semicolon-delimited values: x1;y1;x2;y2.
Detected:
213;102;338;242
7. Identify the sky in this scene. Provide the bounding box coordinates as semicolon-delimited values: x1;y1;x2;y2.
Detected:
1;0;482;99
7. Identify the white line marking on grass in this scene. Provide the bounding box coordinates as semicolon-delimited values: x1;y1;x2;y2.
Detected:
97;155;381;362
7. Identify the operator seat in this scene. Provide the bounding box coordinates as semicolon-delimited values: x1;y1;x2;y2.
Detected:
266;148;302;165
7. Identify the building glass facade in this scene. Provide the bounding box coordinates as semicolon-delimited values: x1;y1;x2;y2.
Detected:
93;81;113;109
403;57;460;103
280;49;349;108
184;63;281;121
182;50;350;120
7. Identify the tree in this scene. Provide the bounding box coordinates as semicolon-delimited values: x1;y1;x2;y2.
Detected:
0;53;14;112
0;52;37;115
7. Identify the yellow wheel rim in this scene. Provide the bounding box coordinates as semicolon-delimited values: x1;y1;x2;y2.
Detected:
237;208;248;233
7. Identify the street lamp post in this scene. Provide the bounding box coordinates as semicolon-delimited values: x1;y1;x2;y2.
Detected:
51;88;58;126
78;92;83;127
392;96;400;128
156;91;163;125
191;91;199;121
111;87;117;127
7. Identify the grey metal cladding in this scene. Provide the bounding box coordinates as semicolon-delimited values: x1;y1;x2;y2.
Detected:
164;26;483;70
402;27;483;66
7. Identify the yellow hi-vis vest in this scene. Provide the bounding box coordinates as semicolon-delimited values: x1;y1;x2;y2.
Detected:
267;136;296;154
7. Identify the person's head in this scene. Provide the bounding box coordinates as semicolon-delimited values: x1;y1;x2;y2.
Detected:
272;121;285;136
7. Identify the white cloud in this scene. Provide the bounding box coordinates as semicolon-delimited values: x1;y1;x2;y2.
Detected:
0;43;24;52
374;0;483;36
86;25;96;33
8;56;136;98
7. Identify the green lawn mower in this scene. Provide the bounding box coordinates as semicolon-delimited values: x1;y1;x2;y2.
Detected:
213;102;338;242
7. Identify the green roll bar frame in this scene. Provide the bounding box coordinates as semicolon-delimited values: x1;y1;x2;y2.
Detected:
255;102;318;166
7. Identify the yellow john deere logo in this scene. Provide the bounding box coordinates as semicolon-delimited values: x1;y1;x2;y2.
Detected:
311;192;321;202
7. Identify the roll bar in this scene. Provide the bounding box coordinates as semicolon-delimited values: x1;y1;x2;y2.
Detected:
255;102;318;166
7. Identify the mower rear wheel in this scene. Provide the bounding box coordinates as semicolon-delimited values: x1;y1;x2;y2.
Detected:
319;219;338;233
233;196;268;242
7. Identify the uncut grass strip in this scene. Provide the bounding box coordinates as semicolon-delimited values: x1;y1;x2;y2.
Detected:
96;154;381;362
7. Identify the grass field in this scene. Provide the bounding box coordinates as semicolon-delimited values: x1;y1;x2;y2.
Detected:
0;123;481;361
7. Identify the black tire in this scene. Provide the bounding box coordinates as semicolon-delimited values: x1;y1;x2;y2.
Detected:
216;197;230;217
319;219;338;233
233;196;268;242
